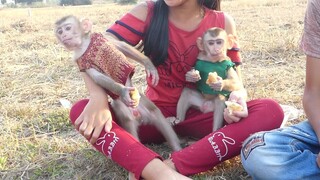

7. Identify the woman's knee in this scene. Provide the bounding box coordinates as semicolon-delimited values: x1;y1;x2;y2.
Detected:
69;99;89;124
261;98;283;116
249;98;284;126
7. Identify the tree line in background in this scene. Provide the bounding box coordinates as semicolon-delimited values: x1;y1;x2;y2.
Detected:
0;0;137;7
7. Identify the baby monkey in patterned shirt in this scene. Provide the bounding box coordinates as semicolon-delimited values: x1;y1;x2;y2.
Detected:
54;15;181;151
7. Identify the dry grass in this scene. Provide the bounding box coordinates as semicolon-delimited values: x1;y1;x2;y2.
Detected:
0;0;307;179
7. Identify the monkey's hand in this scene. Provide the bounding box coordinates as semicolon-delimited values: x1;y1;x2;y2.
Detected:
208;76;224;91
185;69;201;82
129;88;140;108
144;62;159;86
120;86;139;108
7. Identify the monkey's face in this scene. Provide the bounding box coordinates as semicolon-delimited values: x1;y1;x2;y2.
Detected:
55;18;83;51
202;33;227;60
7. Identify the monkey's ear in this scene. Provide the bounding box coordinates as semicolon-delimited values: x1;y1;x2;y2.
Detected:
196;37;204;51
227;34;236;50
81;18;92;34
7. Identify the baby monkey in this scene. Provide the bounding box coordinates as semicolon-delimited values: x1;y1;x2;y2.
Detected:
54;15;181;151
170;27;244;131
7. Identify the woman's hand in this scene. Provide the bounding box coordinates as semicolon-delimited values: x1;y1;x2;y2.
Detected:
185;69;201;82
224;89;248;124
76;72;113;144
75;97;112;144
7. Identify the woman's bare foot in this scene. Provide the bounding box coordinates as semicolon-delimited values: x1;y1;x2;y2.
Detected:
128;172;137;180
141;158;191;179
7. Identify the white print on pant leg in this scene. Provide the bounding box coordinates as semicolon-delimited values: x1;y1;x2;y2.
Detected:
95;131;120;159
208;132;235;161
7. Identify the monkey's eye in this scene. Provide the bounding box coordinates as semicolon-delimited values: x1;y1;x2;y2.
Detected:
65;26;72;31
216;39;224;45
57;29;63;35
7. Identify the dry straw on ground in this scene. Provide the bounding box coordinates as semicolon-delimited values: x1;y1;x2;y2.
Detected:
0;0;307;179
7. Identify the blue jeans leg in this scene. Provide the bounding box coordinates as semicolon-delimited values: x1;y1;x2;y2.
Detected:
241;120;320;180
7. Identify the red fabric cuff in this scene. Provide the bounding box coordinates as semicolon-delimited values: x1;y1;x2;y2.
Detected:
107;13;146;46
227;48;241;65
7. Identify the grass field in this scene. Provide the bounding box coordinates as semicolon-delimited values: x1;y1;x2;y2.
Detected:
0;0;308;179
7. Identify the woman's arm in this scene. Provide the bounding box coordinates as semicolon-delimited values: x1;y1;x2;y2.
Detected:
224;13;237;39
222;67;242;92
223;13;248;122
224;12;245;85
75;72;113;144
303;56;320;140
224;12;247;94
105;2;148;39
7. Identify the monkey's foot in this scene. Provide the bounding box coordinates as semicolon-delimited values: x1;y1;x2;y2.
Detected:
179;137;198;147
167;117;180;126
